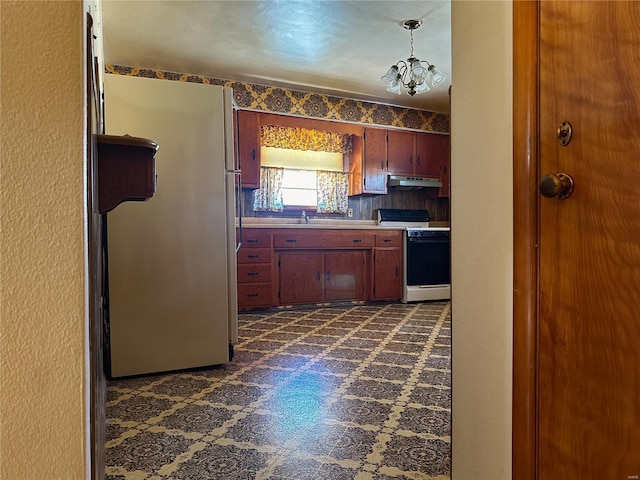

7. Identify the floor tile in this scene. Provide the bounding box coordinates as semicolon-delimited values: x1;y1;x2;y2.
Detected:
104;301;452;479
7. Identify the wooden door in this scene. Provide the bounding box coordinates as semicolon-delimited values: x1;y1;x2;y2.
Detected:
278;252;324;305
415;133;442;177
387;130;415;175
514;2;640;478
325;251;366;301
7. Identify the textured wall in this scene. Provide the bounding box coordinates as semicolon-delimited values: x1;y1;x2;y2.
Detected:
0;2;87;478
451;1;514;478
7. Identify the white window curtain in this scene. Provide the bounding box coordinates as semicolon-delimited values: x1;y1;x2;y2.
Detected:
253;166;284;212
317;170;349;214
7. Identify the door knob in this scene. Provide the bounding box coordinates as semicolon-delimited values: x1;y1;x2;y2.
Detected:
540;173;574;199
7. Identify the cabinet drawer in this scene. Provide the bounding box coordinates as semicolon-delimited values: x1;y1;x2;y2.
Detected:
237;230;271;248
237;247;271;264
237;263;272;283
274;232;373;249
238;284;273;308
375;232;403;247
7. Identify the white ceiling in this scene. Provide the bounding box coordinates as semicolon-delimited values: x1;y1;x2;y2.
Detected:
100;1;451;114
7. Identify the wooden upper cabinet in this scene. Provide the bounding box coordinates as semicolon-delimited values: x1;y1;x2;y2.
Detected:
439;135;451;198
415;133;443;177
349;128;387;196
237;110;260;189
363;128;388;194
387;130;416;175
387;130;444;178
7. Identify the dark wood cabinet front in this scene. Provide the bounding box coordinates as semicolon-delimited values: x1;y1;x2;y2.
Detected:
439;135;451;198
387;130;416;175
415;133;443;177
279;252;324;305
325;251;367;301
362;128;388;194
373;232;403;300
387;130;445;179
237;110;261;189
238;228;404;309
236;230;273;308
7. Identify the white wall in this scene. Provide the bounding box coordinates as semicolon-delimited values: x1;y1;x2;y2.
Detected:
0;2;88;478
451;1;513;478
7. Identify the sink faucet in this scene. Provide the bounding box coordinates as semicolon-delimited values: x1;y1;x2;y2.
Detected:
301;210;310;224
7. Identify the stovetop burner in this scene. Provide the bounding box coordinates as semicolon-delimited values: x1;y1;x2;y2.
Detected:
377;208;430;228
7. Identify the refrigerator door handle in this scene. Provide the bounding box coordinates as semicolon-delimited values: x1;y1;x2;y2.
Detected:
225;169;243;252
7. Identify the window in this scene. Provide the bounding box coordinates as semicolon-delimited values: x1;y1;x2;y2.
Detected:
281;169;317;207
253;126;352;213
261;146;344;208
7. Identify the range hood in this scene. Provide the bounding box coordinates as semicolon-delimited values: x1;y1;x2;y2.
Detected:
387;175;443;188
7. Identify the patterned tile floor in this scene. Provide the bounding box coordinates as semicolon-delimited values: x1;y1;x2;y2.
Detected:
105;301;451;479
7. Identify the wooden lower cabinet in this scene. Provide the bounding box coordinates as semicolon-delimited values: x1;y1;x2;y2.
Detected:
238;228;403;309
278;250;367;305
325;251;367;301
237;230;274;309
278;252;324;305
373;248;402;300
373;232;403;300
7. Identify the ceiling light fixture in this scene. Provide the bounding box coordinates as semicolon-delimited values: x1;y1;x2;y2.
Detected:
381;19;447;96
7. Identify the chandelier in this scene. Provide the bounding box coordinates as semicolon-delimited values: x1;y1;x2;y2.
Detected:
381;19;446;96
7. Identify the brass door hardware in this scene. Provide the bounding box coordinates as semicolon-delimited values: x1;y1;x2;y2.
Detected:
540;173;575;199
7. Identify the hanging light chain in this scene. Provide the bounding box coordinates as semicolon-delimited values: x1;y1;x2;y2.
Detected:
409;27;415;58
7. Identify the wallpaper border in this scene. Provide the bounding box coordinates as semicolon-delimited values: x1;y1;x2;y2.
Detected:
105;64;449;133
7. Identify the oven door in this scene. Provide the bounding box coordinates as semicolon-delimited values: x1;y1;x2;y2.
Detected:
405;232;451;286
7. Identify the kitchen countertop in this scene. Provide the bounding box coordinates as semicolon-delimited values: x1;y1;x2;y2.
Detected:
237;217;450;230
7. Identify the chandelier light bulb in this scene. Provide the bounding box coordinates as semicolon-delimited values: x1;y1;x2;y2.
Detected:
381;65;400;87
414;80;431;95
409;58;428;83
428;64;447;85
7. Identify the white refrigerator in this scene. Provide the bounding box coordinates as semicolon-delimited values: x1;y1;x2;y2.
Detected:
104;74;238;378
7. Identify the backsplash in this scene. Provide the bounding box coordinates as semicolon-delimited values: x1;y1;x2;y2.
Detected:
105;65;449;132
243;189;450;223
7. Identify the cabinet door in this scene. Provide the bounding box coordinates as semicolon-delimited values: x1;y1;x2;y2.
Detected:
237;110;260;189
387;130;415;175
439;135;450;198
325;251;367;301
279;252;324;305
415;133;443;177
363;128;387;194
373;248;402;300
